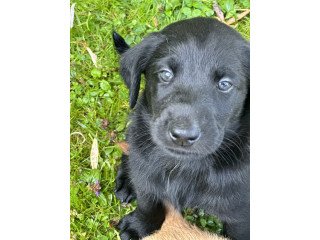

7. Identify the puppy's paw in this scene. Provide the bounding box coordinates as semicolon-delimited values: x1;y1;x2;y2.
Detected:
114;155;136;204
116;211;149;240
114;175;136;204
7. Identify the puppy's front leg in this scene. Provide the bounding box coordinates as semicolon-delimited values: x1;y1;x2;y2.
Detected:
117;196;165;240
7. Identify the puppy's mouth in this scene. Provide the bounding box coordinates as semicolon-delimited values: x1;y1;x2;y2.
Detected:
163;146;208;158
166;147;194;155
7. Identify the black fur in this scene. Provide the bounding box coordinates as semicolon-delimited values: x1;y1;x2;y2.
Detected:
113;17;250;240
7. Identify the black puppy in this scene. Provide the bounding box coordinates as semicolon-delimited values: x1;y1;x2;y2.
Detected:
113;17;250;240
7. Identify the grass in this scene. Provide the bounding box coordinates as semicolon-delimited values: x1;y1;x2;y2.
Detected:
70;0;250;239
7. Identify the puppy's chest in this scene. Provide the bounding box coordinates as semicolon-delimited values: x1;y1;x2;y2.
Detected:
154;165;245;214
161;166;214;207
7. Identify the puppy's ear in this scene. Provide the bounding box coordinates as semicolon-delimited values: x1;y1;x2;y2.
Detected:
113;32;165;108
112;31;130;54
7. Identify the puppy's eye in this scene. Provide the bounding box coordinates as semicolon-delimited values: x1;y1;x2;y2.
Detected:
158;70;173;83
217;79;233;92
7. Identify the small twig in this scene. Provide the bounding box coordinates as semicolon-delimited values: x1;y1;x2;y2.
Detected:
213;1;225;22
226;9;250;25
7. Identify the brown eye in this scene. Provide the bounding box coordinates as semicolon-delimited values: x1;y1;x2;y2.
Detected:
158;70;173;83
218;79;233;92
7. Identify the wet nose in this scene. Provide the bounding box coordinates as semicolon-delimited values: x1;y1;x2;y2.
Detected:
169;125;201;146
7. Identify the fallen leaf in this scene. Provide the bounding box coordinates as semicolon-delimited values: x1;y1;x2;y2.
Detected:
86;47;98;68
213;1;225;22
70;3;76;29
117;141;129;155
90;138;99;169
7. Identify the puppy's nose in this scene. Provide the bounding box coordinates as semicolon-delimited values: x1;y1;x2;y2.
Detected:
169;125;200;146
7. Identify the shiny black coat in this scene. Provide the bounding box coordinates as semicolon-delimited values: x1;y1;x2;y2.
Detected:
113;17;250;240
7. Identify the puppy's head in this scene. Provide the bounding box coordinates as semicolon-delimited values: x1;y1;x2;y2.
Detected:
113;18;249;159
